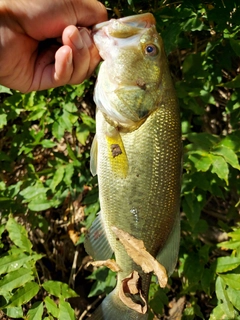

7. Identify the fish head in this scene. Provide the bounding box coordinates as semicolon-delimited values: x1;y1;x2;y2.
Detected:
93;13;169;130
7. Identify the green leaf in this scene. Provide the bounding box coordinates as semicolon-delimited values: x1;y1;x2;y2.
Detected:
212;145;240;170
220;274;240;290
58;299;75;320
188;153;212;172
2;306;23;319
27;302;44;320
228;229;240;240
215;276;235;318
66;143;80;165
222;74;240;88
6;217;32;253
44;296;59;318
218;239;240;250
28;194;54;212
42;281;79;299
20;184;48;200
0;268;33;294
209;304;229;320
221;132;240;152
88;268;116;297
26;106;47;121
62;102;78;113
52;120;65;140
81;112;95;130
0;114;7;129
49;166;65;192
76;123;90;145
149;286;167;314
227;287;240;310
216;256;240;273
229;39;240;56
6;282;40;308
0;85;12;94
41;139;56;148
0;249;33;274
210;155;229;184
63;163;74;187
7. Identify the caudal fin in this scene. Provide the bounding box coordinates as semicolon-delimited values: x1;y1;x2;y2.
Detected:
90;289;148;320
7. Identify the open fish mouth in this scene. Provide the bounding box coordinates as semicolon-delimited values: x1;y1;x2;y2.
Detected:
92;13;156;37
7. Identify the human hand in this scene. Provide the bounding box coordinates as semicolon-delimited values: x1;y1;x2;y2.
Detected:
0;0;107;92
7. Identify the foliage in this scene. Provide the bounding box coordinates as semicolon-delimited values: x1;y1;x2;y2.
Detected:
0;0;239;319
0;216;78;319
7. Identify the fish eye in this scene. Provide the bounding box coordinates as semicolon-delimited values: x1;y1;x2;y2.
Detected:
144;44;158;56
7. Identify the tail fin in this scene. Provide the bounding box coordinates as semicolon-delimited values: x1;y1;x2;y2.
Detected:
90;289;148;320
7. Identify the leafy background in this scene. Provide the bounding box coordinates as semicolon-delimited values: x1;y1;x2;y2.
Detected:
0;0;239;319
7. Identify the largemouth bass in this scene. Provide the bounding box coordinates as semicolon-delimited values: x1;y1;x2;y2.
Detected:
85;13;182;320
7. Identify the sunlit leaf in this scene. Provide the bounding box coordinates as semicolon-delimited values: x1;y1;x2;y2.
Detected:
58;299;75;320
42;281;79;299
44;296;59;318
0;268;33;294
27;301;44;320
49;166;65;192
212;145;240;170
220;274;240;290
6;282;39;308
216;256;240;273
0;114;7;129
210;155;229;184
215;276;234;318
0;85;12;94
0;249;37;275
6;217;32;253
2;306;23;319
227;287;240;311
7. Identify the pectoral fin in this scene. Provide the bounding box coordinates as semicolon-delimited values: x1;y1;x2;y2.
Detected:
156;213;180;276
90;134;98;176
84;212;113;260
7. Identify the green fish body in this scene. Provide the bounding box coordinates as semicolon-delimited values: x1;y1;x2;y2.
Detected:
85;13;182;320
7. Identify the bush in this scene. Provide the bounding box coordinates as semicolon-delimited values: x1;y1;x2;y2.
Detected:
0;0;239;319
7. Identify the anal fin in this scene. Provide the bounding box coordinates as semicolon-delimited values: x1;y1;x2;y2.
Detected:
84;212;113;260
156;213;180;276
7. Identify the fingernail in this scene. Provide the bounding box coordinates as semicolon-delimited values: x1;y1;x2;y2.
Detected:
71;28;84;50
79;28;93;48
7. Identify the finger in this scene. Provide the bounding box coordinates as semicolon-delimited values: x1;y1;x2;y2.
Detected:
21;0;107;40
28;45;73;91
29;27;96;90
29;25;101;91
74;0;108;26
62;26;100;84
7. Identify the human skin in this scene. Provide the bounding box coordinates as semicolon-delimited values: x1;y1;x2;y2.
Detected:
0;0;107;92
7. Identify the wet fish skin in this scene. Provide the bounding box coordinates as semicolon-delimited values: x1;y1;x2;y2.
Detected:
85;13;182;320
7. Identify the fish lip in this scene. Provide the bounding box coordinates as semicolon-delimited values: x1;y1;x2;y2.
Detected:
92;12;156;33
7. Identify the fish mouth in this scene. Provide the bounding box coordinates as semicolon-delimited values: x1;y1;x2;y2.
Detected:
93;13;156;36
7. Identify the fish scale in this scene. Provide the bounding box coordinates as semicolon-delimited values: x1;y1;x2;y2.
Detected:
84;13;182;319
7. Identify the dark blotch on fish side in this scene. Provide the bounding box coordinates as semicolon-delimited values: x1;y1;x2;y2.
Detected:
136;78;147;90
111;144;122;157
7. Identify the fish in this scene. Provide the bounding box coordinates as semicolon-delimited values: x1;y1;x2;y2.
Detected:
84;13;182;320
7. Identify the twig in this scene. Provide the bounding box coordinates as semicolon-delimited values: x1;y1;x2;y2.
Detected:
69;245;80;289
202;209;228;222
79;295;104;320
